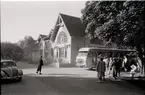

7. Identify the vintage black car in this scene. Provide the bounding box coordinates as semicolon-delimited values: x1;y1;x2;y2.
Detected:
1;60;23;81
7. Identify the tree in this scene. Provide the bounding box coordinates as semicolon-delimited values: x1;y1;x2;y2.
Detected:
1;42;24;61
18;36;38;55
81;1;145;74
118;1;145;62
17;36;39;63
81;1;124;42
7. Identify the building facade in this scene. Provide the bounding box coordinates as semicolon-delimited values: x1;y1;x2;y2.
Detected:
50;13;103;65
35;13;104;66
34;34;53;64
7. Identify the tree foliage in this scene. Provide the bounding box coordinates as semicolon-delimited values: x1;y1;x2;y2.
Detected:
81;1;145;63
18;36;38;55
1;42;24;61
82;1;125;43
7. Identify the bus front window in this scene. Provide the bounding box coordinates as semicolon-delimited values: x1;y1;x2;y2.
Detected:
77;52;88;57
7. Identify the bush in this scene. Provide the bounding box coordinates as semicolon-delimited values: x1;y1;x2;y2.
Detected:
1;42;24;61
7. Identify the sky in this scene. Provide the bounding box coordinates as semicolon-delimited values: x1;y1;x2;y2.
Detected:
1;1;86;43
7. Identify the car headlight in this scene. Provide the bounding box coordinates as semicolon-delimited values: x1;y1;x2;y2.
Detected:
18;70;23;75
1;71;7;78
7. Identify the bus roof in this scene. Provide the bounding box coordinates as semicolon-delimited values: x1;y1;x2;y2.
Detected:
79;47;136;52
79;47;90;51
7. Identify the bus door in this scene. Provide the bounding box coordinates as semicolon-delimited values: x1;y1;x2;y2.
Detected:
86;51;94;69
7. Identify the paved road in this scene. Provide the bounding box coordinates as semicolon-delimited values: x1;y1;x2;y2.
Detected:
1;63;145;95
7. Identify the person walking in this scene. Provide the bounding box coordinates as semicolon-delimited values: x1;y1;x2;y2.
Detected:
116;57;123;78
96;57;106;82
122;55;128;71
107;57;113;77
36;56;44;74
111;58;118;80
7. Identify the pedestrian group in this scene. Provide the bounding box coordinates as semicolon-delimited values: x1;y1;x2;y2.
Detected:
96;54;142;82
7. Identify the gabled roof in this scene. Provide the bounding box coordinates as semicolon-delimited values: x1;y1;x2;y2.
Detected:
39;34;47;39
38;34;48;42
51;13;85;41
44;32;52;40
59;13;85;37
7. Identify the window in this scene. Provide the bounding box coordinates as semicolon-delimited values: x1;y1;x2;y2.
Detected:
61;37;64;42
59;48;64;58
78;51;88;57
57;31;68;44
45;52;48;57
57;51;59;58
88;52;93;57
65;48;67;58
1;61;16;68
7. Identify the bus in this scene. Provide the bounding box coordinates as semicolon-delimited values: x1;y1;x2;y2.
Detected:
75;47;136;69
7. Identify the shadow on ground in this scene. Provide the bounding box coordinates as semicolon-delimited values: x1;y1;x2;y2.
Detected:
32;75;145;94
87;68;145;91
1;75;144;95
1;79;21;84
122;77;145;91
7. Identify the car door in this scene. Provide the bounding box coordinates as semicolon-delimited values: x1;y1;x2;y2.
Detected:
11;66;18;76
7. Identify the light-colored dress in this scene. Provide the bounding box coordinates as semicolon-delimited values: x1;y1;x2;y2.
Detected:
130;64;137;77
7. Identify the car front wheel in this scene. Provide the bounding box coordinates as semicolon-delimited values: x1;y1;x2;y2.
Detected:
17;77;22;82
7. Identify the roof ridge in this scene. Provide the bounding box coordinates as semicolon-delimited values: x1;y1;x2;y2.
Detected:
59;13;80;19
39;34;47;36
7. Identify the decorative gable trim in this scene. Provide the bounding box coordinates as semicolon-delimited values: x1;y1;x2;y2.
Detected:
58;14;70;37
51;13;71;43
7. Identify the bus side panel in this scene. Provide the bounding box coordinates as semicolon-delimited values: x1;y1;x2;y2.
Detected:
86;56;96;69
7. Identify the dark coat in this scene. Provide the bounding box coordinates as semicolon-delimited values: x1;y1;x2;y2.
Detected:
96;60;106;72
39;59;43;66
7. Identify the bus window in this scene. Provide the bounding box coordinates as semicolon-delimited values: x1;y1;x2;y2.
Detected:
88;51;92;57
104;52;108;58
108;52;112;57
94;52;97;57
98;52;102;55
92;52;96;57
98;52;106;58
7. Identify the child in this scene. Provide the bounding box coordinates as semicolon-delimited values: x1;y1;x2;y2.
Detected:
130;64;137;77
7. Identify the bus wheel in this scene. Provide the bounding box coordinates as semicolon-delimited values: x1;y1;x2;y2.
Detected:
80;66;84;68
89;67;94;70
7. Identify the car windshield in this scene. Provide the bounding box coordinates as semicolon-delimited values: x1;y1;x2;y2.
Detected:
78;51;88;57
1;61;16;68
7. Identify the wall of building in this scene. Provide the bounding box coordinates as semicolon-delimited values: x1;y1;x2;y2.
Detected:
53;26;71;64
71;36;85;65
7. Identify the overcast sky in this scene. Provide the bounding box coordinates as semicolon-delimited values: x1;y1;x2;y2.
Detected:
1;1;86;43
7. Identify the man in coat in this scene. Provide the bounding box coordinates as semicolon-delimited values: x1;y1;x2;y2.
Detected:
96;57;106;82
36;56;43;74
